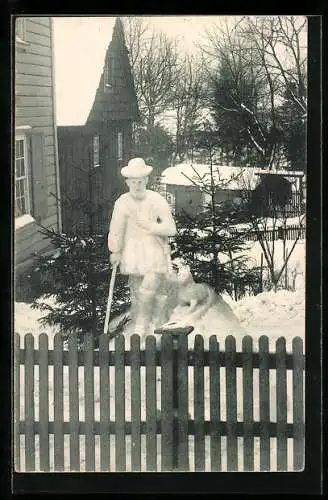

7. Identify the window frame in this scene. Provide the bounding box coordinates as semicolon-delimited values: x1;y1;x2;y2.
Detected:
117;132;123;161
15;134;31;218
93;135;100;168
15;17;29;46
104;55;114;91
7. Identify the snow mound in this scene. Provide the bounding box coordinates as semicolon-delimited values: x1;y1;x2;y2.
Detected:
231;288;305;351
233;288;305;326
14;296;60;348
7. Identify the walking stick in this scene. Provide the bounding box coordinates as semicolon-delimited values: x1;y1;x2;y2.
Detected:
103;263;118;335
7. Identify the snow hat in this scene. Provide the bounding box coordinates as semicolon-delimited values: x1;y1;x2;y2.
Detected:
121;157;153;178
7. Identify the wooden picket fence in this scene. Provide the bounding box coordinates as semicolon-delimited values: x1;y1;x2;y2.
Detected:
14;332;305;472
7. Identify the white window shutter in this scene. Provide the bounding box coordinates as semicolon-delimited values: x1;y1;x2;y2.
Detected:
28;131;48;223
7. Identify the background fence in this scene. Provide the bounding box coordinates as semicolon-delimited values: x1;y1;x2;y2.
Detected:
231;224;305;242
14;332;305;472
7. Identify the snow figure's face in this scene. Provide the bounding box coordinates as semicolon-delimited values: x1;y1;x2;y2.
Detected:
126;176;148;199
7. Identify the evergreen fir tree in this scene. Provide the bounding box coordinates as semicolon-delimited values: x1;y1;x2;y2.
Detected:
30;156;130;347
173;122;262;300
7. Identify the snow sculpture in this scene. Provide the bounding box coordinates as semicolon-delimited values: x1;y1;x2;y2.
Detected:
107;157;177;337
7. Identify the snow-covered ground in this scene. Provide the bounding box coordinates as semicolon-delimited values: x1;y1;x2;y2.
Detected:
220;239;305;270
219;239;305;294
14;279;305;472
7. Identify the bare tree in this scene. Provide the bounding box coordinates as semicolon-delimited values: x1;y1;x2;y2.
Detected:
171;54;206;164
122;17;179;129
237;170;306;292
242;16;307;117
202;15;307;170
121;17;149;96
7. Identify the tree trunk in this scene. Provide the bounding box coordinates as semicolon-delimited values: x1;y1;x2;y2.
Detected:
146;112;155;131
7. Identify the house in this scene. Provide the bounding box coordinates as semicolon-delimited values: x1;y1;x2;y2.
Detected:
160;163;305;217
57;17;140;234
14;17;61;275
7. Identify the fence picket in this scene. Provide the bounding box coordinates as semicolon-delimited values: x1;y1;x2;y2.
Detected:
225;336;238;471
242;336;254;471
259;336;270;471
146;336;157;471
68;333;80;471
161;334;173;471
177;334;189;471
209;336;221;471
99;334;110;471
131;334;141;471
194;335;205;471
276;337;288;471
292;337;304;471
15;331;305;473
84;334;95;471
24;334;35;471
39;333;50;471
115;334;126;471
53;333;64;471
14;333;21;472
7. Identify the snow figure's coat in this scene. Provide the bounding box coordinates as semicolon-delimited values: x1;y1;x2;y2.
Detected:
108;190;176;276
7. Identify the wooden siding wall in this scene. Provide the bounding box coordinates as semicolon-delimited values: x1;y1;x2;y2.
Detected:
168;185;203;217
58;130;104;234
15;17;59;271
58;121;133;234
102;121;133;206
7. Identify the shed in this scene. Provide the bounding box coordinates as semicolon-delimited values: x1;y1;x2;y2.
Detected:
160;163;259;216
160;163;305;217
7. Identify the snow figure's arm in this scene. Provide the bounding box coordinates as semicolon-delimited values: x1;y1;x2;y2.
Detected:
107;198;127;254
150;195;177;237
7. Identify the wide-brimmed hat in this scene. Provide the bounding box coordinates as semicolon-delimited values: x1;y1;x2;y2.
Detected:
121;158;153;178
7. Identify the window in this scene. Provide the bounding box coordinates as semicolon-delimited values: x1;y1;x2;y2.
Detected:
15;136;30;217
15;17;28;45
104;64;109;89
117;132;123;160
93;135;100;167
104;55;114;91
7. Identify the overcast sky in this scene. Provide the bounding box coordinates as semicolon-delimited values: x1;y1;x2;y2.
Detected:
53;15;231;126
52;15;307;127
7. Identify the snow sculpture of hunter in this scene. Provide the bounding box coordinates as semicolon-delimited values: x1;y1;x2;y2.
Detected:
107;157;177;335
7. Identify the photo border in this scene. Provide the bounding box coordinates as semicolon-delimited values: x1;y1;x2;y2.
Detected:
4;5;324;496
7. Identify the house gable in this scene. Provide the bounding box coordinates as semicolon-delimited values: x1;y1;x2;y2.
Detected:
57;18;141;234
87;18;140;124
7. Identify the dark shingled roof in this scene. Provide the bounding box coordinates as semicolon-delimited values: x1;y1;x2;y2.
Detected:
86;17;140;124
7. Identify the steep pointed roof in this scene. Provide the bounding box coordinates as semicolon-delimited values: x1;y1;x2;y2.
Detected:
86;17;140;124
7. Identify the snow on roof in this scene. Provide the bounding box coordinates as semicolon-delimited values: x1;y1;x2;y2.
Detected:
161;163;306;190
53;17;115;126
256;169;305;177
161;163;260;190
